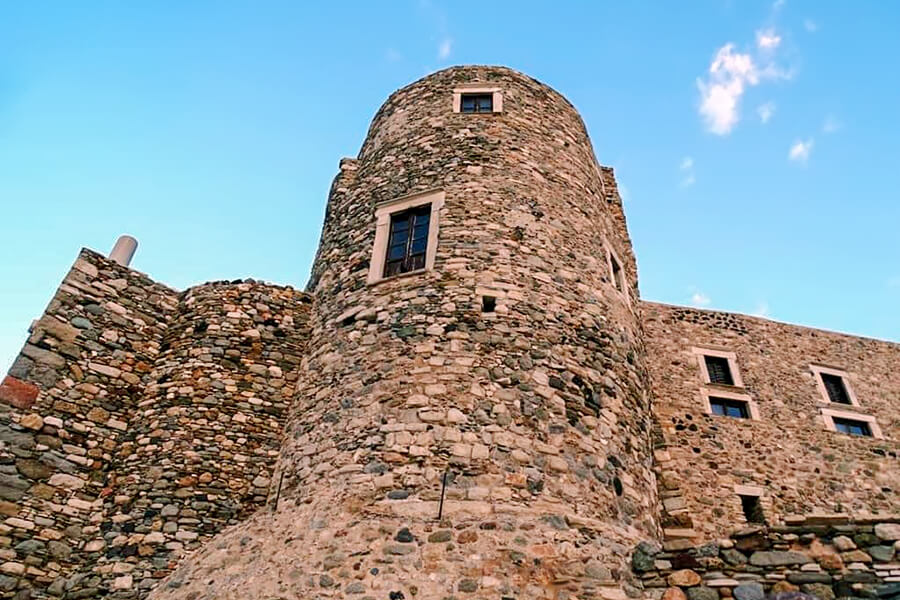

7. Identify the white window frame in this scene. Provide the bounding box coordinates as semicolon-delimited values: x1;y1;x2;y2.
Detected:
693;347;744;388
810;364;860;407
700;388;760;421
367;190;445;285
452;86;503;113
820;407;883;439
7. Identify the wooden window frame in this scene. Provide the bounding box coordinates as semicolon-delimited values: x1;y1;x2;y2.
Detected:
460;93;493;113
452;86;503;113
368;190;445;285
821;407;883;439
383;204;431;277
810;364;860;407
692;347;744;388
700;388;759;421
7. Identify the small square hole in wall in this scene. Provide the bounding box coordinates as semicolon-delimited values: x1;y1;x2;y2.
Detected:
740;494;766;524
481;296;496;313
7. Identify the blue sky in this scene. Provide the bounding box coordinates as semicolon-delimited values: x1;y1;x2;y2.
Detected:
2;1;899;374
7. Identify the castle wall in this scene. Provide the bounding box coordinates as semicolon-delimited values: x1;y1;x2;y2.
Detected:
0;250;311;598
641;302;899;545
633;515;900;600
150;65;658;600
0;249;178;596
92;280;310;596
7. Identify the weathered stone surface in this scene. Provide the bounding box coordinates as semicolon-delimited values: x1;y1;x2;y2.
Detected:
749;551;812;567
874;523;900;541
686;586;718;600
0;376;40;409
668;569;702;587
732;583;765;600
662;588;688;600
800;583;835;600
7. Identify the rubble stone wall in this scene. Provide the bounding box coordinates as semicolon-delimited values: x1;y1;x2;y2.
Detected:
149;65;659;600
641;302;899;546
0;250;311;598
0;249;179;596
631;515;900;600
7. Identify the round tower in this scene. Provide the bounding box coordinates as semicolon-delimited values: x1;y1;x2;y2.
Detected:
152;66;658;600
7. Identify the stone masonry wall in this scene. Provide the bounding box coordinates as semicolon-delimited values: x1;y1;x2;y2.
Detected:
88;280;310;597
0;250;311;598
0;249;178;597
641;302;899;546
150;65;659;600
631;514;900;600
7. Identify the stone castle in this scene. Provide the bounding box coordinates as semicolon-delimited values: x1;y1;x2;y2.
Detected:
0;66;897;600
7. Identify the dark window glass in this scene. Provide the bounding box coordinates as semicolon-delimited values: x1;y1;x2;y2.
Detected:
832;417;871;437
709;397;749;419
460;93;493;113
383;204;431;277
821;373;851;404
705;356;735;385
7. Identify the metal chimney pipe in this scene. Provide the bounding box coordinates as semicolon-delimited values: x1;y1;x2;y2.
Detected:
109;235;138;267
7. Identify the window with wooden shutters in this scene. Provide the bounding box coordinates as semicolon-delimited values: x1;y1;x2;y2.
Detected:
832;417;872;437
709;397;750;419
704;355;734;385
460;93;493;113
383;204;431;277
821;373;851;405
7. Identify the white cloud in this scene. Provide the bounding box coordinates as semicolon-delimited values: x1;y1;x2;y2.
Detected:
756;29;782;50
679;157;696;187
438;38;452;60
696;42;790;135
757;101;776;124
753;301;771;317
823;115;841;133
788;138;814;163
697;44;759;135
804;19;818;32
690;292;712;307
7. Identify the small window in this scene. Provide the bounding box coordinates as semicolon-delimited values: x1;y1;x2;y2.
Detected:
384;205;431;277
821;373;851;405
709;397;749;419
481;296;496;313
704;355;734;386
368;190;445;285
609;252;624;292
832;417;872;437
740;495;766;524
460;93;493;113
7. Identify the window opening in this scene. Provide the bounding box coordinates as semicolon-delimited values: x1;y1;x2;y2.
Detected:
384;204;431;277
460;93;493;113
704;355;734;385
740;495;766;524
709;397;749;419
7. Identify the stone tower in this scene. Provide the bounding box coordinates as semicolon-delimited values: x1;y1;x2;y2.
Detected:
150;65;659;599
